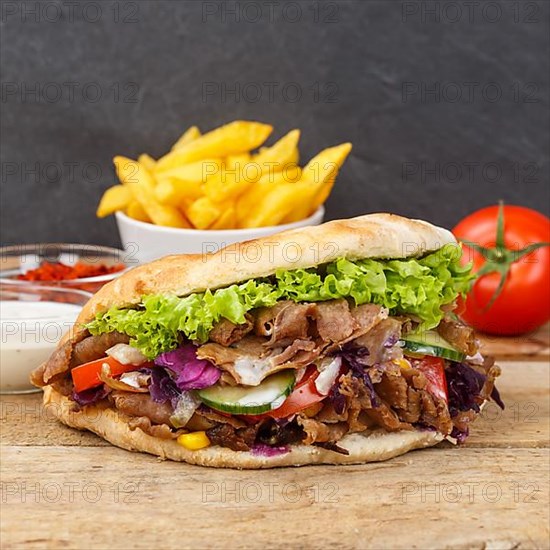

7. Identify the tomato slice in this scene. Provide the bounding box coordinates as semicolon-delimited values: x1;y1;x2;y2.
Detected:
71;356;140;393
412;356;448;403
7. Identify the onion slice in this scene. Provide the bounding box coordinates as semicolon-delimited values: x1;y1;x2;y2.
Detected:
106;344;148;366
170;392;201;428
98;363;149;393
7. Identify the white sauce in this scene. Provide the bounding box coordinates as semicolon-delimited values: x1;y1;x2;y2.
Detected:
233;356;275;386
0;301;81;392
314;356;342;395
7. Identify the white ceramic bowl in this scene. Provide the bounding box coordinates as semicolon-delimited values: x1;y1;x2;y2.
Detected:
115;207;325;263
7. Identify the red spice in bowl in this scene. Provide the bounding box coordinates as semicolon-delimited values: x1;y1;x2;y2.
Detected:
17;261;125;282
1;244;131;294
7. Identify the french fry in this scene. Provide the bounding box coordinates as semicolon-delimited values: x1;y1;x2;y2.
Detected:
155;176;204;206
204;154;265;204
210;205;237;229
302;142;352;188
282;143;352;223
235;168;301;226
96;185;133;218
186;197;222;229
308;142;352;209
224;153;251;171
154;158;222;182
156;121;273;172
154;158;221;205
113;156;191;228
205;170;256;204
171;125;201;151
126;200;151;223
138;154;156;172
236;183;269;226
256;164;301;184
240;181;313;228
179;196;196;213
253;129;300;173
154;179;180;206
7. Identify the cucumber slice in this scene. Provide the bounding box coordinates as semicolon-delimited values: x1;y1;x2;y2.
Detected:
196;370;295;415
401;330;465;362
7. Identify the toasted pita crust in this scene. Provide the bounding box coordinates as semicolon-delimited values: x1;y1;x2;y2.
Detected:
44;386;444;469
71;213;454;341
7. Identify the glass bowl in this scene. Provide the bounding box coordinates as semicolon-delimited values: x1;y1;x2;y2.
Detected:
0;283;92;394
0;243;135;294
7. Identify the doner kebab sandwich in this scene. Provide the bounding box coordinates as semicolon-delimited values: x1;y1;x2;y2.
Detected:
31;214;503;468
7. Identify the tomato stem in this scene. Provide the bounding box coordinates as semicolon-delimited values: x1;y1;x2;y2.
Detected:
461;201;550;312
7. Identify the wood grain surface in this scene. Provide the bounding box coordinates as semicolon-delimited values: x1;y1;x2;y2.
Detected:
477;323;549;361
1;360;549;549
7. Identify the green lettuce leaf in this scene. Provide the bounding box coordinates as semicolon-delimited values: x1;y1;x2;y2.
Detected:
87;244;473;359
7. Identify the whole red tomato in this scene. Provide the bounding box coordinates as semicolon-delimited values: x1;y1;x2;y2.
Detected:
453;204;550;335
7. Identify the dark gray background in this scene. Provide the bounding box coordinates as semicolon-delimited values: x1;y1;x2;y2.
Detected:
1;0;549;247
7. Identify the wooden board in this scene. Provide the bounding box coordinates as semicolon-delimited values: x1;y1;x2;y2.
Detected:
477;323;549;361
1;360;549;549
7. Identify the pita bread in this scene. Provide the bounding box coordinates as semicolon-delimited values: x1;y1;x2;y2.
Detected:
36;213;456;468
44;386;444;469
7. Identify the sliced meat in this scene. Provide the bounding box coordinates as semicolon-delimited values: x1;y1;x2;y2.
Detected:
255;300;387;351
32;339;73;386
339;372;411;433
381;367;453;434
197;337;270;386
339;363;453;435
350;303;388;336
364;401;412;432
255;418;304;446
209;315;253;346
402;386;423;423
50;376;75;397
185;413;215;432
206;423;259;452
315;401;348;424
375;371;409;412
196;406;248;429
297;416;349;444
419;391;453;434
110;391;174;426
197;336;319;386
314;299;358;343
254;301;288;336
199;301;388;385
324;304;389;353
437;317;479;356
479;357;502;406
269;339;319;366
338;373;379;432
219;371;239;386
128;416;181;440
33;331;130;387
71;332;130;367
352;318;403;366
264;301;317;347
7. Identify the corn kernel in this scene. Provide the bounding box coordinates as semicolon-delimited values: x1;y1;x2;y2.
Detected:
177;431;211;450
394;358;412;370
